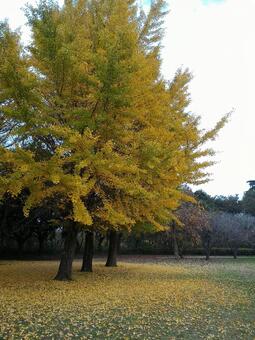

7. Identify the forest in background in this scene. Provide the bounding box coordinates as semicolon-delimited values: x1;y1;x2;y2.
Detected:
1;184;255;260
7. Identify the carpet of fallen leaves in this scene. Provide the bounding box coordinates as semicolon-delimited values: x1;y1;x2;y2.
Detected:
0;257;255;339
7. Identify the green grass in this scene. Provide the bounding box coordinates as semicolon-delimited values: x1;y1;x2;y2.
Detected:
0;257;255;339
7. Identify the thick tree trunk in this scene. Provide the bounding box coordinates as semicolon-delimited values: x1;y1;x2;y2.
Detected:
172;224;180;260
81;231;94;272
106;230;118;267
54;226;78;281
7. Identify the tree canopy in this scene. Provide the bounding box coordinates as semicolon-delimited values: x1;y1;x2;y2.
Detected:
0;0;228;279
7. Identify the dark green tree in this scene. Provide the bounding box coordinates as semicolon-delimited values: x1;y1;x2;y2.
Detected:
243;187;255;217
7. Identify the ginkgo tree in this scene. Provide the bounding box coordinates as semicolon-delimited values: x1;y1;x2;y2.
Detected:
0;0;228;280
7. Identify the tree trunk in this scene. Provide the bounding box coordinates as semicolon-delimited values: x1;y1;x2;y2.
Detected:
205;239;210;261
179;246;184;259
54;226;78;281
106;230;118;267
172;224;180;260
81;231;94;272
233;247;238;259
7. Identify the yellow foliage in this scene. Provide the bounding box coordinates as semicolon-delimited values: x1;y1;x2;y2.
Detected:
0;1;228;231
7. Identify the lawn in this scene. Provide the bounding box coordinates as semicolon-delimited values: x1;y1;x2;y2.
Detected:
0;257;254;339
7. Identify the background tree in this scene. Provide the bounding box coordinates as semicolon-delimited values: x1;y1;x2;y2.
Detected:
0;194;35;256
194;190;216;211
214;195;242;214
212;212;254;259
243;186;255;217
175;197;210;259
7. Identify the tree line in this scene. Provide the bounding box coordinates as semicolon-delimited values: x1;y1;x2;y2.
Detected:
1;186;255;265
0;0;229;280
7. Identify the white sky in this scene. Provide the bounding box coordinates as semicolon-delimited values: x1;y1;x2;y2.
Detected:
0;0;254;197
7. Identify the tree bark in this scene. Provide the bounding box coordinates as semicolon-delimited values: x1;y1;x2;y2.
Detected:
106;230;118;267
81;231;94;272
54;226;78;281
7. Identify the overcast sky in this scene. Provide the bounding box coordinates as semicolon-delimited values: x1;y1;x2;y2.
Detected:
1;0;254;197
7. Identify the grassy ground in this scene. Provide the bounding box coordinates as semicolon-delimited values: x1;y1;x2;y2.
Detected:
0;257;254;339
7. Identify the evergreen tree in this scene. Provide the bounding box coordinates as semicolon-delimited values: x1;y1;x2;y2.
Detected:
243;187;255;217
